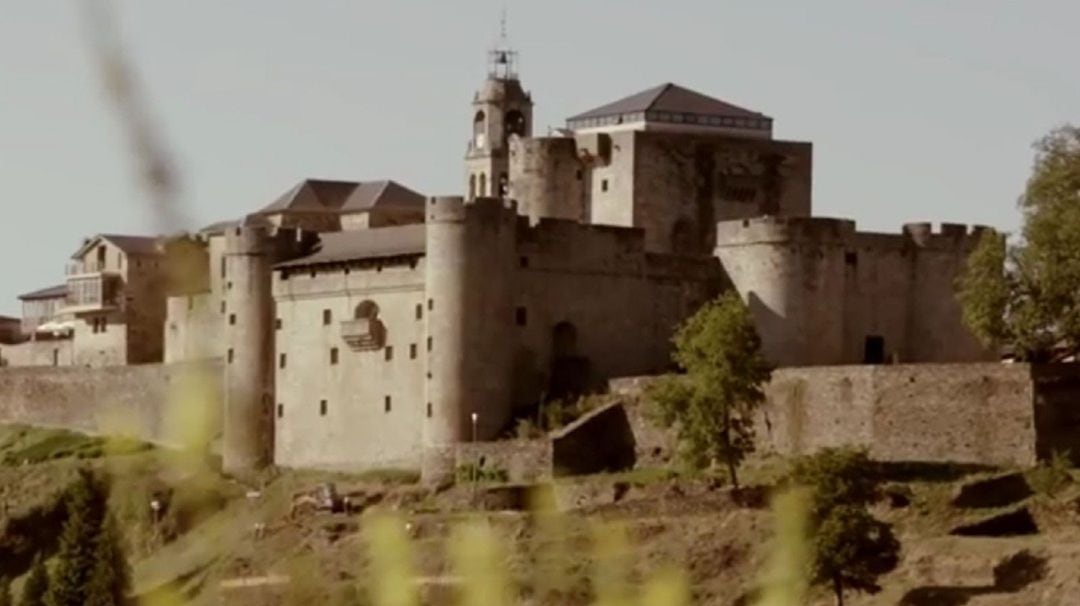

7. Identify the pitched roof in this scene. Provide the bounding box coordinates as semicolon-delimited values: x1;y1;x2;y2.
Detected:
71;234;163;260
199;219;239;235
18;284;68;301
275;225;425;269
567;83;768;122
256;179;425;216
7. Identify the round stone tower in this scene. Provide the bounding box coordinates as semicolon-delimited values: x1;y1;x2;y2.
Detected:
222;221;315;475
422;196;518;482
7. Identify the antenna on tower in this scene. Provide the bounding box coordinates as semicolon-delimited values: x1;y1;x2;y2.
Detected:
487;5;517;80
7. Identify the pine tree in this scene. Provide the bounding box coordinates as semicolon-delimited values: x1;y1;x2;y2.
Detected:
0;575;12;606
20;555;49;606
45;469;106;606
84;514;130;606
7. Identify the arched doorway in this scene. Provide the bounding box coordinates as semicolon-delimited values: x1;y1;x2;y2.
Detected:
548;321;590;400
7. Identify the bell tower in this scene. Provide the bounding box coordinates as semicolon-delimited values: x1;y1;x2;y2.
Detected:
465;16;533;200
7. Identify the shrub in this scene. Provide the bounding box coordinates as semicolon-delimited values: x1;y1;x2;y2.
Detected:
1027;450;1073;497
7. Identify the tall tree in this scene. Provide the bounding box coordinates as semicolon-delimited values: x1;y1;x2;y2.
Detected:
648;291;772;488
20;555;49;606
46;469;106;606
789;449;899;606
84;515;130;606
958;125;1080;360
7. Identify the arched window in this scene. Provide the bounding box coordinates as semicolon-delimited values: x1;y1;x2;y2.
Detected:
469;174;477;200
354;300;379;320
504;109;526;139
473;110;486;149
478;173;487;197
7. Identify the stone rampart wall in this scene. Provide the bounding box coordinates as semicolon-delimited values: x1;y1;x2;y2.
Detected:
0;361;222;449
612;363;1074;468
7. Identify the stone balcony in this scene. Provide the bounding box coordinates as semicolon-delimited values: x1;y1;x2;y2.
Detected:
340;318;385;351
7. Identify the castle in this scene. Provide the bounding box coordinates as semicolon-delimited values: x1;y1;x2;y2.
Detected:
0;42;996;478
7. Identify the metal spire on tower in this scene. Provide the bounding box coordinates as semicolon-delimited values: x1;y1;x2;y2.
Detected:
488;6;517;80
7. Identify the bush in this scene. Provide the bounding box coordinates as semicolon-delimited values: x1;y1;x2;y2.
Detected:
1027;450;1073;497
455;463;509;484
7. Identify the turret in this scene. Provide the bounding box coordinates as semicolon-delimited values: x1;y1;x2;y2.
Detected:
422;196;518;482
222;221;316;475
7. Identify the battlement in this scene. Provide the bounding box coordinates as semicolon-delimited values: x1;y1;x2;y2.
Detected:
426;196;518;224
224;221;317;256
716;216;992;251
902;222;993;247
714;216;857;247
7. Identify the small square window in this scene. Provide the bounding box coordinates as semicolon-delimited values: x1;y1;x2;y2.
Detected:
415;303;423;320
385;346;394;361
515;307;527;326
229;314;236;326
384;396;392;413
279;353;286;369
601;179;609;192
320;400;328;416
330;347;339;365
277;403;283;418
323;309;332;325
275;318;282;330
428;298;433;311
227;281;233;291
519;256;529;268
845;251;858;265
426;402;433;418
575;169;583;180
410;344;417;359
227;349;234;363
427;337;433;352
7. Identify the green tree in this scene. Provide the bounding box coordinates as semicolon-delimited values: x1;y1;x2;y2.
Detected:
46;469;106;606
788;449;899;606
20;555;49;606
0;576;12;606
84;515;130;606
958;125;1080;360
647;291;772;488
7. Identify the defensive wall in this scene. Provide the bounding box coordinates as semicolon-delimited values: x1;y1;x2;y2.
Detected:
715;216;995;367
612;363;1080;468
0;360;222;449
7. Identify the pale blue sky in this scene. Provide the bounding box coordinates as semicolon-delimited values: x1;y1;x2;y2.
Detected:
1;1;1078;314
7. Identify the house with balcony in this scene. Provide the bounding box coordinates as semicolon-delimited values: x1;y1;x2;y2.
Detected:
63;234;169;366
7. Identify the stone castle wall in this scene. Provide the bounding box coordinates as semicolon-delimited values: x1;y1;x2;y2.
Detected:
715;217;995;367
613;363;1080;468
0;361;222;449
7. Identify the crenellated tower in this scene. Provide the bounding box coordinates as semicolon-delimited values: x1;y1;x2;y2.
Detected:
464;24;533;201
421;196;519;482
222;219;317;475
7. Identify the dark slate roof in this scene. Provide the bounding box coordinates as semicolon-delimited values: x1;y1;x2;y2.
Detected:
275;225;426;268
256;179;425;216
71;234;163;260
18;284;68;301
567;83;768;122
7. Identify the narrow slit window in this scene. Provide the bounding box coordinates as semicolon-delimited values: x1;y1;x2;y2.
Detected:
385;345;394;361
330;347;339;365
323;309;332;325
410;344;418;359
279;353;286;369
320;400;328;416
384;396;392;413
